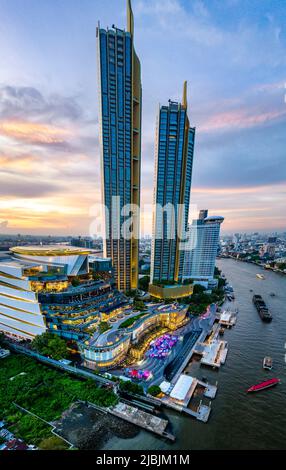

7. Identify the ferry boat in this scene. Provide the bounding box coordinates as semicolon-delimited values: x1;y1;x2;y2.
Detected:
256;274;265;280
247;378;280;393
263;357;273;370
252;294;272;322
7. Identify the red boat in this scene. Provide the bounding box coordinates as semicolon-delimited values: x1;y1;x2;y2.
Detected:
247;378;280;393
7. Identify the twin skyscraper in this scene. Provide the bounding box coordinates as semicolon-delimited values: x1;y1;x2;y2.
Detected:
97;0;195;294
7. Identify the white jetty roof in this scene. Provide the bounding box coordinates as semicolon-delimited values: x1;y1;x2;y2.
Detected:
170;374;194;401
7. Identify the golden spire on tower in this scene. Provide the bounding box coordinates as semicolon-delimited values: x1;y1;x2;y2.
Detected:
182;80;188;108
127;0;134;36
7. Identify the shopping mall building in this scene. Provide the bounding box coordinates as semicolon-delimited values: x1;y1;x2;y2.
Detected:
0;246;188;369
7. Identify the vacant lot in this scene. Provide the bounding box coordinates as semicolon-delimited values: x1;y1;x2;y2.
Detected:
53;402;139;450
0;353;118;448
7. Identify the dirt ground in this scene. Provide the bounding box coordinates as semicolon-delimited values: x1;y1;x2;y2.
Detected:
52;402;140;450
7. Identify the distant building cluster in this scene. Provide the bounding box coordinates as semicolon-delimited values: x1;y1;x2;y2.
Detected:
0;420;37;451
219;232;286;273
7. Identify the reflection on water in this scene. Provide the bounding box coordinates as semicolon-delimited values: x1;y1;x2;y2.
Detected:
104;259;286;450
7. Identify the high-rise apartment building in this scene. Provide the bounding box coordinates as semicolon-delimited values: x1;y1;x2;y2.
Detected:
150;83;195;295
183;211;224;284
97;0;142;291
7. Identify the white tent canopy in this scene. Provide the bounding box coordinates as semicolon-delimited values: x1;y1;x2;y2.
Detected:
170;374;194;401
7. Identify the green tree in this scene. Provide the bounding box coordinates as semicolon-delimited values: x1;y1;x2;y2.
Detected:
119;380;144;396
214;267;221;276
98;322;111;334
188;304;207;315
31;332;69;360
138;275;150;292
193;284;206;295
125;290;137;298
71;277;80;287
39;436;68;450
0;332;6;347
92;272;101;281
0;354;118;446
133;300;147;311
148;385;161;397
218;277;226;289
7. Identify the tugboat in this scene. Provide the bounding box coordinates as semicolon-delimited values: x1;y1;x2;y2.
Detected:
263;357;273;370
252;295;272;322
247;378;280;393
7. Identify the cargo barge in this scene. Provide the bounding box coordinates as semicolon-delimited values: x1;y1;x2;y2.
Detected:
252;295;272;322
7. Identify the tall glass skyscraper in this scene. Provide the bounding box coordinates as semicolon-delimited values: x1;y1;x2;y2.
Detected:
97;0;142;291
150;83;195;287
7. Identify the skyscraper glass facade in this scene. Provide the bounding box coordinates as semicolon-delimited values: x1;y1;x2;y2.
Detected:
97;1;142;291
183;213;224;281
150;86;195;285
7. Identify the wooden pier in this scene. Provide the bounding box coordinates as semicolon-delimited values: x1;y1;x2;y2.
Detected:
109;401;175;442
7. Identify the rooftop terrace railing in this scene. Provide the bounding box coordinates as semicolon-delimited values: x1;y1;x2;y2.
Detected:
38;285;113;305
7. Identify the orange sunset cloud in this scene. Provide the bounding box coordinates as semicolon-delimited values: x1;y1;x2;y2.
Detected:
199;109;286;133
0;120;71;144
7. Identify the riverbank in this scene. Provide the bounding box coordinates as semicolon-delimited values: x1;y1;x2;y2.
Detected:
104;258;286;450
219;255;286;276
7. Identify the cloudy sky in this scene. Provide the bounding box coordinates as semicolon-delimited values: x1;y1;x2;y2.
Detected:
0;0;285;236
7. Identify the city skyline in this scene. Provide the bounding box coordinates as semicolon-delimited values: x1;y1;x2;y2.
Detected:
0;0;286;235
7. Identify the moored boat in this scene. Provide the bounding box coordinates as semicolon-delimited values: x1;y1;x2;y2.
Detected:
263;357;273;370
247;378;280;393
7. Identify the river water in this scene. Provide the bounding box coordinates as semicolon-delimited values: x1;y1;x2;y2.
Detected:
104;259;286;450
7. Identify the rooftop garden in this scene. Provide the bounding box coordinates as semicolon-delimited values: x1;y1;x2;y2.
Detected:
118;311;148;329
97;321;111;334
